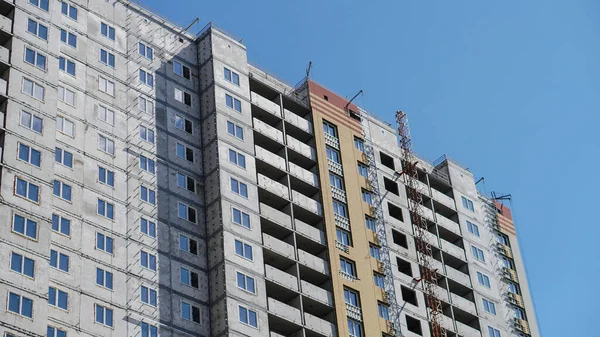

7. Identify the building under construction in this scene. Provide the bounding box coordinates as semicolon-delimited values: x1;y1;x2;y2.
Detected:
0;1;540;337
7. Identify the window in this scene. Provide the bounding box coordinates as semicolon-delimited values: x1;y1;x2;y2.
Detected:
401;286;419;306
99;76;115;95
15;177;39;203
56;116;74;137
60;29;77;48
224;67;240;85
471;245;485;262
340;257;357;278
96;268;113;289
173;60;191;79
96;233;114;254
467;221;480;237
24;47;46;70
369;244;381;261
508;282;519;294
95;304;113;327
174;87;191;106
232;207;251;229
100;49;115;68
482;298;496;315
141;322;158;337
179;234;198;255
139;69;154;87
383;177;399;195
140;286;157;306
336;228;351;246
497;233;510;245
378;302;390;320
488;326;501;337
406;315;422;335
361;190;374;205
323;121;337;137
373;273;385;288
138;42;153;60
10;252;35;278
140;251;157;271
235;239;253;260
100;22;115;40
225;94;242;112
98;134;115;155
58;86;75;106
238;305;257;328
226;121;244;140
50;249;69;273
13;214;38;240
230;178;248;198
97;198;115;220
177;202;197;223
98;167;115;187
20;110;43;133
502;257;514;269
140;218;156;238
392;230;408;248
181;301;201;323
175;115;193;134
139;155;156;174
326;146;340;163
176;143;194;162
47;326;67;337
348;318;363;337
228;149;246;168
363;217;375;232
477;272;491;288
236;272;256;294
22;78;45;101
27;18;47;40
55;147;73;168
139;96;154;114
177;173;196;193
513;307;525;319
358;163;368;178
388;202;404;221
51;214;71;236
344;288;359;306
180;267;199;288
29;0;49;11
379;152;395;170
61;1;78;20
396;257;413;277
354;137;364;151
18;143;41;167
48;287;68;310
8;292;33;318
329;173;344;190
140;186;156;205
462;196;474;211
53;180;72;201
332;200;347;217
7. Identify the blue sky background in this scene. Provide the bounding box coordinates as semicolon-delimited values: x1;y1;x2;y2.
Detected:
143;1;599;335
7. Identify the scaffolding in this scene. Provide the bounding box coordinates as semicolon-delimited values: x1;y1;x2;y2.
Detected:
396;111;446;337
359;110;403;337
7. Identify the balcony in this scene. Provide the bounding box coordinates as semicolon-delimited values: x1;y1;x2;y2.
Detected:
251;91;281;117
439;313;456;332
289;162;319;188
327;158;343;176
304;312;336;337
445;265;471;288
295;219;326;246
435;284;450;301
254;117;284;143
435;213;461;235
0;44;9;72
301;280;333;307
268;297;302;325
334;213;350;231
297;249;328;275
345;303;362;321
414;180;430;196
439;238;466;261
255;145;286;171
410;201;435;222
292;190;322;215
431;188;456;210
422;230;439;248
0;15;10;33
263;233;295;260
339;270;359;282
324;133;339;149
514;318;531;335
258;174;289;200
450;293;477;316
260;202;292;230
503;267;519;283
335;240;349;253
287;135;316;160
330;186;346;202
497;243;513;259
508;292;525;307
265;264;298;291
284;108;312;134
456;321;480;337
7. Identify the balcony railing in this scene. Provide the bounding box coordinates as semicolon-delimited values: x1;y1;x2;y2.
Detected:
334;213;350;230
324;133;339;149
267;297;302;325
284;108;312;134
339;270;358;282
330;186;346;202
514;318;531;335
327;158;343;176
497;243;513;258
503;267;519;283
335;240;349;253
508;292;525;307
345;303;362;321
251;91;281;117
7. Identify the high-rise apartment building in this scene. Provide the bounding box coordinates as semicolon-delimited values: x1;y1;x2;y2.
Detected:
0;1;539;337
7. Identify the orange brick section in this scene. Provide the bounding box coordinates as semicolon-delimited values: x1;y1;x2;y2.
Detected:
494;201;516;235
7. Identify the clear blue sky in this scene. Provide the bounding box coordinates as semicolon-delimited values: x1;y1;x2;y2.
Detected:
144;0;599;335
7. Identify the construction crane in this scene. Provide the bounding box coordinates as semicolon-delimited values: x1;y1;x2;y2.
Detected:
396;111;446;337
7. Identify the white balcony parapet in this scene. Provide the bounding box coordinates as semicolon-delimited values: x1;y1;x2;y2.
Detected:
410;200;434;222
345;303;362;321
335;240;349;253
295;219;326;245
0;78;7;96
304;312;337;337
292;190;322;215
436;212;461;235
301;280;333;306
456;320;480;337
445;265;471;288
297;249;328;275
260;202;292;229
263;233;295;260
251;91;281;117
334;213;350;230
284;108;312;134
0;15;11;33
414;180;430;196
440;238;466;261
0;45;9;65
327;159;343;176
289;162;319;187
324;133;339;149
330;186;346;202
450;293;477;316
265;265;298;291
287;135;316;160
339;270;358;282
255;146;286;171
268;298;302;325
254;117;284;143
431;188;456;210
257;174;289;200
435;284;450;301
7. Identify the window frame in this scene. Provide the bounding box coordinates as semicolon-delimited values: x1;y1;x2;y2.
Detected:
234;239;253;261
230;177;249;198
12;213;38;241
98;166;115;188
48;286;68;311
236;271;256;294
94;303;114;327
7;292;33;319
238;305;258;328
24;46;47;71
138;42;154;60
56;115;74;137
27;18;48;40
99;48;115;68
19;110;43;134
140;218;157;238
51;213;71;237
228;149;246;169
98;76;115;96
139;154;156;174
225;93;242;112
226;121;244;140
97;134;115;156
96;267;114;290
97;198;115;220
95;232;114;255
55;147;73;169
17;142;41;168
139;69;154;87
100;22;116;40
224;67;240;86
10;252;35;278
139;185;156;205
177;201;197;223
53;179;72;202
49;249;69;273
60;1;78;20
58;85;75;106
22;77;45;101
140;285;157;307
232;207;251;229
466;220;480;237
59;28;77;49
140;250;157;271
15;177;40;203
29;0;49;11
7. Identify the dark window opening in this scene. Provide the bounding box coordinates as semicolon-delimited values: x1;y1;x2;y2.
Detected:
384;177;399;196
191;272;199;288
324;95;328;101
401;286;418;307
349;110;361;121
380;152;395;170
396;257;412;277
392;230;408;249
388;203;404;222
406;315;422;336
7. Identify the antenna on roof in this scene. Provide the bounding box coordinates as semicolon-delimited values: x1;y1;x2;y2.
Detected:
345;90;363;110
306;61;312;78
182;18;199;34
